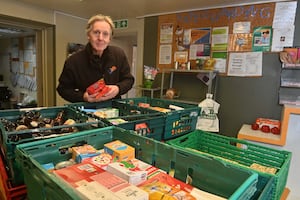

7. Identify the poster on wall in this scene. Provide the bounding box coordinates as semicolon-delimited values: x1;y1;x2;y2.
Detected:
211;26;229;51
252;26;272;52
228;33;253;52
273;1;297;28
159;44;172;64
212;52;227;73
189;44;210;60
233;22;251;34
227;52;262;77
160;23;173;44
271;26;295;52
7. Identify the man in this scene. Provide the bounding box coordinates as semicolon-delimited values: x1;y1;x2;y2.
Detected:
57;14;134;103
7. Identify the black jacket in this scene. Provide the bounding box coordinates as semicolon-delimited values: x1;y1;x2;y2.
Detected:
57;43;134;102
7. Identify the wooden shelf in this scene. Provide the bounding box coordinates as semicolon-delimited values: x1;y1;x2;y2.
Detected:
135;86;161;98
238;104;300;146
280;188;290;200
238;124;284;146
160;68;218;101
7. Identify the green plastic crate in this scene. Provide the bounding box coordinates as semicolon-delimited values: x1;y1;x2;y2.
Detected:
0;106;107;187
167;130;292;200
116;97;200;140
67;100;165;140
16;126;258;200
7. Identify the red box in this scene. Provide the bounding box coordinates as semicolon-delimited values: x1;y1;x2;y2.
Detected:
54;162;148;200
0;155;27;200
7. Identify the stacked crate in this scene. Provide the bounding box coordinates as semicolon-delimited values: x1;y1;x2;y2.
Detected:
0;106;108;199
15;126;258;200
115;97;200;140
167;130;292;200
67;99;166;141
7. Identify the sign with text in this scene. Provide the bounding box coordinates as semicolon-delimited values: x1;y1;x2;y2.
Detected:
114;19;128;29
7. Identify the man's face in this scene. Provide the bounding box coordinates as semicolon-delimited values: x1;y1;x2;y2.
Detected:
88;20;111;54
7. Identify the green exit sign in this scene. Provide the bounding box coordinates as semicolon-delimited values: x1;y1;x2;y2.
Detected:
114;19;128;29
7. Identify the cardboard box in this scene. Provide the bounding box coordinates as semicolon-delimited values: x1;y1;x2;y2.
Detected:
71;144;100;163
90;171;148;200
82;151;114;170
283;47;298;64
94;108;119;118
106;161;147;185
138;171;226;200
53;162;106;188
76;180;122;200
54;162;148;200
104;140;135;161
106;158;165;185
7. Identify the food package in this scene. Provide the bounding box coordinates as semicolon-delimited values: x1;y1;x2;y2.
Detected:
104;140;135;161
71;144;100;163
86;78;111;98
94;108;119;118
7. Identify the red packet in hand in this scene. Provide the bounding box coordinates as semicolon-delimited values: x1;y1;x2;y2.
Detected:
87;79;110;98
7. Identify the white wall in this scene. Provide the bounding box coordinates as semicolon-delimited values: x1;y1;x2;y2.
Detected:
111;35;137;98
0;0;54;24
54;12;87;106
284;114;300;200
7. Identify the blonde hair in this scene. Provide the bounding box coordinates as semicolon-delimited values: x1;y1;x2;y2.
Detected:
86;14;115;36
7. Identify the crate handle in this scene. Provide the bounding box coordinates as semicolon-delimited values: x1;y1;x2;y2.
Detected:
177;150;214;161
178;136;189;143
58;140;87;154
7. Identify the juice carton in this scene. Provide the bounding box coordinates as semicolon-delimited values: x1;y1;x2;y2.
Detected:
104;140;135;161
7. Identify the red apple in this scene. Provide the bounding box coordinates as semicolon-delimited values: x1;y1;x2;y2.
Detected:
271;127;280;135
261;125;270;133
251;123;259;130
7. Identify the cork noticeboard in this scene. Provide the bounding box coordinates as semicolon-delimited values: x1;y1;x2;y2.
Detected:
156;3;275;70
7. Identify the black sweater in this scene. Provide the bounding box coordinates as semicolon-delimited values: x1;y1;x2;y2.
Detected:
57;43;134;102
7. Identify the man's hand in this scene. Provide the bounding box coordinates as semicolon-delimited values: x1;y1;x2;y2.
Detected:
83;85;119;102
97;85;119;101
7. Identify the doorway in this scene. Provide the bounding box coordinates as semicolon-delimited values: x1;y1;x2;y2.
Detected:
111;33;137;98
0;14;55;108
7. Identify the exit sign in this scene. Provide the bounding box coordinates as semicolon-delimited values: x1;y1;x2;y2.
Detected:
114;19;128;29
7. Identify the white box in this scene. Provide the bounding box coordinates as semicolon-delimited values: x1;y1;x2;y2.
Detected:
106;161;147;185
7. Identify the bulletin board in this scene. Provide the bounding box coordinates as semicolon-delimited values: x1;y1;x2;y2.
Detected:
156;2;276;73
9;36;37;91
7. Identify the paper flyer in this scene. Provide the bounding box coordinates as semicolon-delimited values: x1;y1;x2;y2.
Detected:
228;33;253;52
211;26;229;51
252;26;272;52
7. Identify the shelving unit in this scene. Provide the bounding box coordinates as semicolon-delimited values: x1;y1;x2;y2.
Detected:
159;69;218;103
134;86;161;98
238;124;284;146
279;63;300;105
238;104;300;146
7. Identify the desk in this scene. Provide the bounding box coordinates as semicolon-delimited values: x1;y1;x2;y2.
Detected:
135;86;161;98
